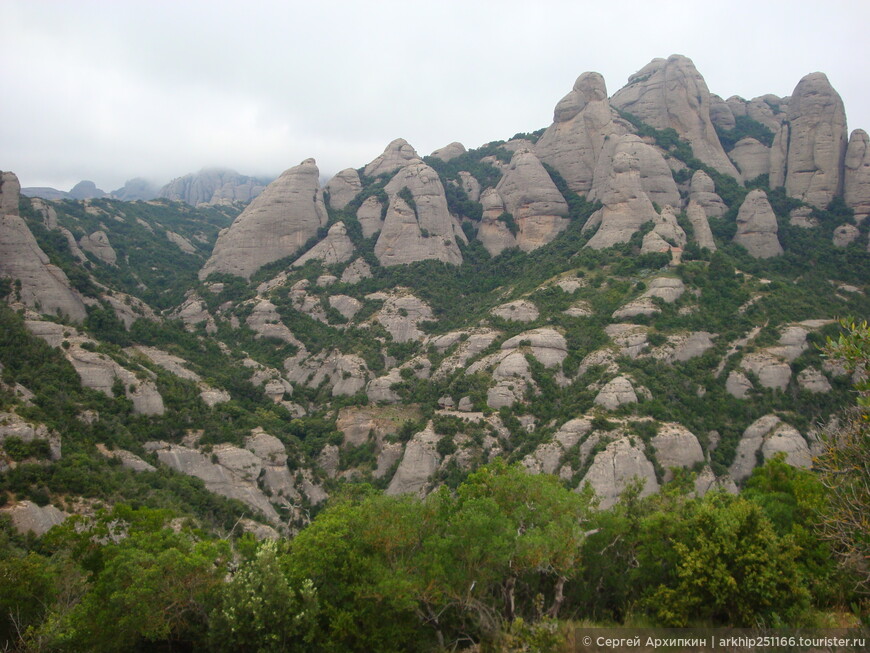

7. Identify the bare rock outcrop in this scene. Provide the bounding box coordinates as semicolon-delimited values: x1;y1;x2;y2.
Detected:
386;422;441;496
844;129;870;221
477;188;518;255
430;142;466;162
494;149;569;251
501;328;568;368
356;196;385;238
200;159;328;280
364;138;422;178
79;230;117;265
0;172;87;322
324;168;362;210
0;501;67;536
833;224;860;247
709;94;735;130
293;221;355;267
797;367;832;393
610;54;741;179
584;135;659;249
536;71;625;194
594;376;638;410
371;291;434;342
641;206;686;255
491;299;539;322
785;72;848;208
729;137;770;182
0;411;61;460
688;170;727;218
730;415;810;483
340;258;373;284
160;168;266;206
685;200;718;251
739;350;791;390
581;437;659;509
733;189;783;258
284;349;369;397
651;423;704;481
374;163;464;266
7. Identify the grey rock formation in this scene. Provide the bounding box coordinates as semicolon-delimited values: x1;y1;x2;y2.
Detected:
785;73;848;207
372;292;434;342
0;411;61;460
797;367;832;393
79;230;117;265
160;168;267;206
730;415;810;483
726;370;753;398
284;349;369;397
458;171;481;202
110;177;159;201
584;135;659;249
490;299;539;322
386;423;441;496
494;149;569;251
430;142;466;162
477;187;517;256
200;159;328;279
688;170;727;218
0;501;67;536
594;376;638;410
340;258;373;284
685;200;718;251
166;230;197;254
729;137;770;182
356;195;385;238
641;206;687;255
740;350;791;390
844;129;870;221
610;54;741;179
324;168;362;210
364;138;422;178
0;172;87;322
328;294;363;320
834;224;860;247
582;437;659;509
374;163;464;266
536;71;624;194
733;189;783;258
68;180;107;200
96;444;156;472
651;423;704;481
709;94;735;130
501;328;568;367
293;221;355;267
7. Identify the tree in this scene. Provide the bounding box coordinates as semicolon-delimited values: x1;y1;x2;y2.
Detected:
816;319;870;593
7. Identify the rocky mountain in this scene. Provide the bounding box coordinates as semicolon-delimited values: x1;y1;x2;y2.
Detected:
160;167;271;206
1;53;868;545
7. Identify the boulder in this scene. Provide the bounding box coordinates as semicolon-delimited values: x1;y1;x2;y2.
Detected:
785;72;848;207
386;423;441;496
356;195;385;238
604;324;649;358
733;189;783;258
375;163;464;266
340;258;373;284
685;200;718;251
328;295;363;320
494;149;569;251
641;206;687;255
458;171;481;202
536;71;625;193
833;224;860;247
729;137;770;182
430;142;466;162
610;54;741;179
293;221;355;267
490;299;539;322
730;415;810;483
246;300;303;346
584;135;660;249
709;93;735;131
324;168;362;210
688;170;727;218
364;138;422;178
501;327;568;367
740;350;791;390
79;230;117;265
372;292;434;342
166;230;197;254
594;376;638;410
797;367;832;393
726;370;753;398
844;129;870;221
0;501;67;536
0;411;61;460
582;437;659;509
651;423;704;481
200;159;328;280
96;444;155;472
477;188;518;255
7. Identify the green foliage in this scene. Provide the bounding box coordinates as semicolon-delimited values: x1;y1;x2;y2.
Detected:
715;115;776;151
2;436;52;461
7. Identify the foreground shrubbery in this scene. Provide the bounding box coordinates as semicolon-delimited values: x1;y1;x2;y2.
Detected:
1;455;862;652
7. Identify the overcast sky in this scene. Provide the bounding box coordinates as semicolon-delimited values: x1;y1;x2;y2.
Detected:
3;0;869;192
